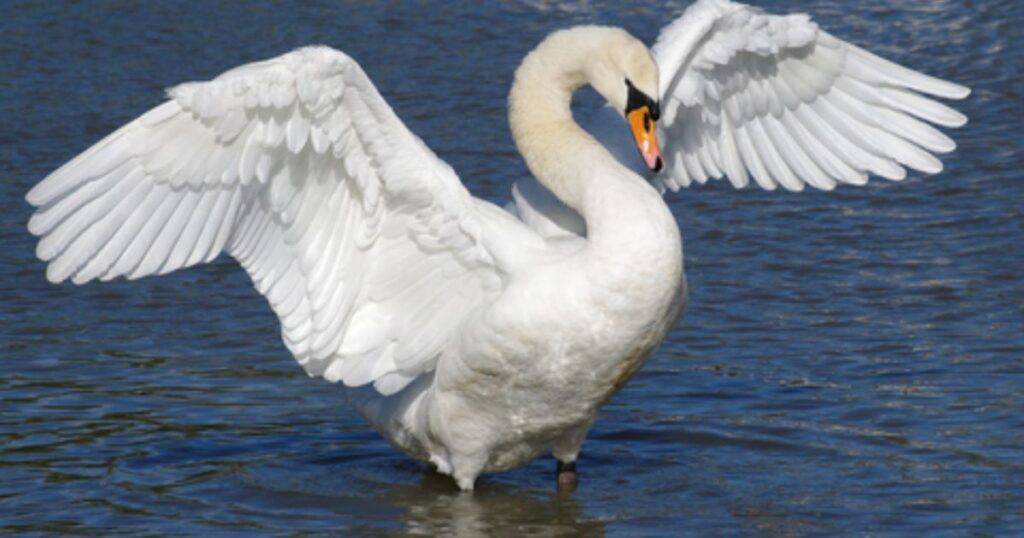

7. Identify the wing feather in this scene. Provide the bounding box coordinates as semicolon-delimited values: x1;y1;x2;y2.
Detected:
637;0;969;192
26;46;508;396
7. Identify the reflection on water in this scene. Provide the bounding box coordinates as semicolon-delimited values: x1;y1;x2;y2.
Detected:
2;0;1022;535
234;458;604;537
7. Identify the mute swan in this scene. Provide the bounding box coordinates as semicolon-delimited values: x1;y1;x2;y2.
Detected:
25;0;967;491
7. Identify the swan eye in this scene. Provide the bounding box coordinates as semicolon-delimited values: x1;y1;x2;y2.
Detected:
624;79;659;121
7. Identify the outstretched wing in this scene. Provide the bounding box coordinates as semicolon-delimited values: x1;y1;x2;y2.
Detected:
589;0;969;192
26;46;504;395
652;0;969;192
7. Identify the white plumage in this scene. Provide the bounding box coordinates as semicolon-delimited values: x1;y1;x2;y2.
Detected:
585;0;968;196
28;47;504;397
26;1;967;490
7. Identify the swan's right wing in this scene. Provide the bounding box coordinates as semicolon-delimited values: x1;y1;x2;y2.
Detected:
26;46;504;396
650;0;969;192
583;0;969;194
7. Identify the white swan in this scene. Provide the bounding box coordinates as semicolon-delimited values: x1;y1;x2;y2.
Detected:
25;0;967;491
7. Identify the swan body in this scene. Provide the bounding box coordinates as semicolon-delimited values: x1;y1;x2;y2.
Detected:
25;0;967;490
357;27;683;489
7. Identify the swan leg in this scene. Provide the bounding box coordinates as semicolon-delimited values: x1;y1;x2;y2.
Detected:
556;459;578;489
552;418;593;489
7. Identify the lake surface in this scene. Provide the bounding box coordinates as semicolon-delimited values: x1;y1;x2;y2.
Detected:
1;0;1021;536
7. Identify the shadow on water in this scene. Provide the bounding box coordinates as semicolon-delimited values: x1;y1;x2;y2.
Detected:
235;456;605;537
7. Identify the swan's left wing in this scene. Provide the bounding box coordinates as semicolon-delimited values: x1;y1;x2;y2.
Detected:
26;46;509;396
590;0;969;192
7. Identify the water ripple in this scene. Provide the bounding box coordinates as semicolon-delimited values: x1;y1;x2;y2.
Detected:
2;0;1022;536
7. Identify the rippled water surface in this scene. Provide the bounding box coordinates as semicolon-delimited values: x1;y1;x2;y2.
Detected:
2;0;1022;536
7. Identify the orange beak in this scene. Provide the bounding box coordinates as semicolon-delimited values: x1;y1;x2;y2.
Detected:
627;105;662;172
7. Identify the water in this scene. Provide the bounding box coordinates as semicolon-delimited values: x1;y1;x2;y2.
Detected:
1;0;1021;535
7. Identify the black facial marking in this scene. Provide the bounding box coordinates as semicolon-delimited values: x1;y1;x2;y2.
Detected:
625;79;660;121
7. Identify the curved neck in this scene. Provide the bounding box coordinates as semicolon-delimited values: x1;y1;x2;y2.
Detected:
507;28;678;253
506;27;683;323
508;28;624;215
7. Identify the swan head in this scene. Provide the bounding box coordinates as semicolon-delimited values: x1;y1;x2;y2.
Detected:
510;26;664;180
581;28;663;172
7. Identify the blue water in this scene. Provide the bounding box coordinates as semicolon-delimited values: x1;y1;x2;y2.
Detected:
1;0;1021;536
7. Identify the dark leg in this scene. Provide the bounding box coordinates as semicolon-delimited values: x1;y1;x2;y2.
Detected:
556;459;577;489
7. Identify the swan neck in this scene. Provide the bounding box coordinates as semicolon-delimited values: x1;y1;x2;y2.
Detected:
508;32;606;212
506;28;684;351
507;28;679;267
